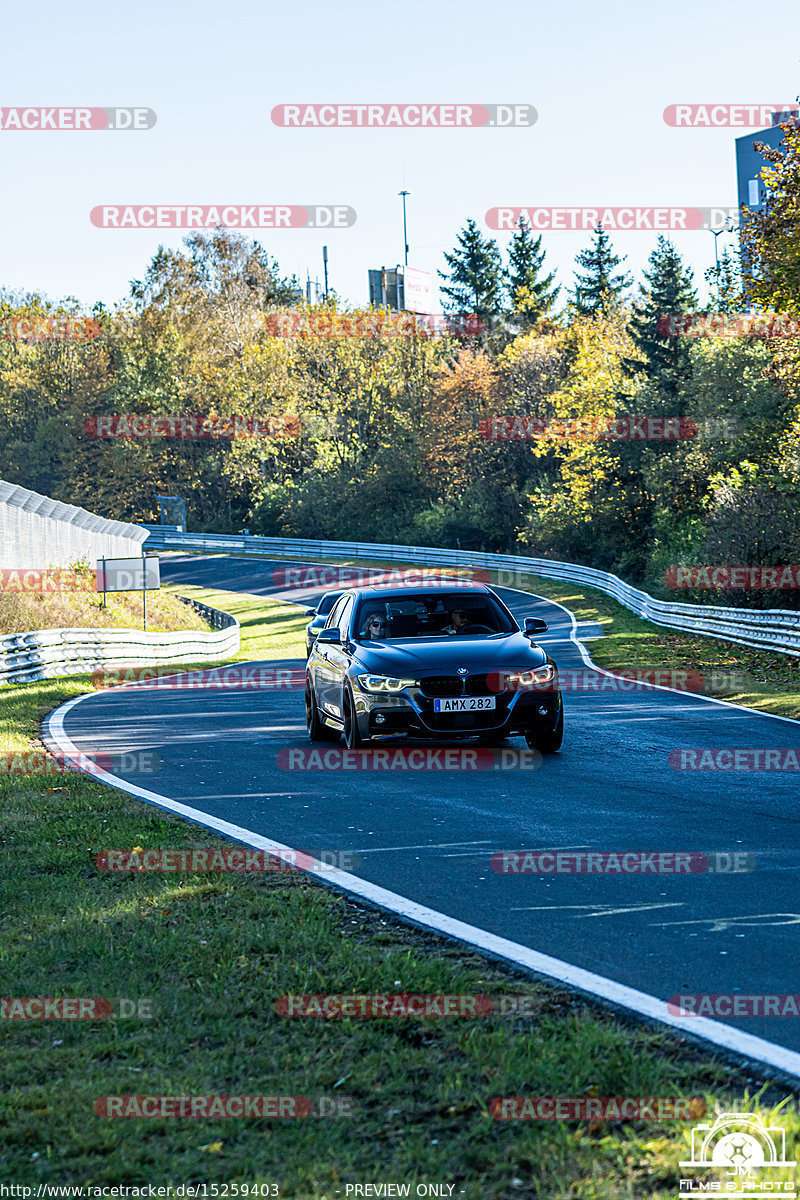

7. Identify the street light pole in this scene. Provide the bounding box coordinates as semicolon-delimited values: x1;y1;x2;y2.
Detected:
708;220;734;309
399;191;409;266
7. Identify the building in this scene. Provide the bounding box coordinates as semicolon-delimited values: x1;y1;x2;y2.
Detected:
736;109;799;215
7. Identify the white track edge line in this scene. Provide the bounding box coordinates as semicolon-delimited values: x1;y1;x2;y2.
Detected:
43;691;800;1081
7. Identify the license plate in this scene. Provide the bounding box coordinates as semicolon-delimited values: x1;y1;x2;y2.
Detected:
433;696;496;713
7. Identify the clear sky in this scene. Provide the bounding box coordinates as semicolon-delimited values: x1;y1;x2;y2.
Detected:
1;0;798;314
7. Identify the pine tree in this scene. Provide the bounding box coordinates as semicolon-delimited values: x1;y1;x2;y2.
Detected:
438;219;505;320
571;225;632;315
506;218;559;327
704;245;743;314
626;236;697;400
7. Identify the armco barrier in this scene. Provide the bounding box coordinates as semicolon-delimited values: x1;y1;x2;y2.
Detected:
142;528;800;659
0;598;239;687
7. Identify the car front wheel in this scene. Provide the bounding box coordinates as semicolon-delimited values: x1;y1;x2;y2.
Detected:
524;706;564;754
343;686;367;748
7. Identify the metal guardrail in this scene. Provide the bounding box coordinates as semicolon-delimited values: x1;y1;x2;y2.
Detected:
142;528;800;659
0;599;240;687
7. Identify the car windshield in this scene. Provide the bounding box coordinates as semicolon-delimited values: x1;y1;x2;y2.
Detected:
355;592;515;640
316;592;342;616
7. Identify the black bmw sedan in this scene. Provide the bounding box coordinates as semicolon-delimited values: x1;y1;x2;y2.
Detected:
304;583;563;753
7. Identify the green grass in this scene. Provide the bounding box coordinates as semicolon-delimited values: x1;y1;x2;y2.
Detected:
171;584;308;663
2;583;799;1194
0;567;210;636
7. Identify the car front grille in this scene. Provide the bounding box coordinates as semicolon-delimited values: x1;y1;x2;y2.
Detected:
419;672;507;698
419;675;463;698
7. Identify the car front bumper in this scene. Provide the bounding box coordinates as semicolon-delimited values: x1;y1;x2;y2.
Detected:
349;679;562;741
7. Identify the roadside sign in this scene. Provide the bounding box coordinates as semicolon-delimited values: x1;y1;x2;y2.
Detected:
96;555;160;631
96;556;160;593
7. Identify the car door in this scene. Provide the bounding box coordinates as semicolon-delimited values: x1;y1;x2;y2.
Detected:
322;594;355;721
314;593;350;720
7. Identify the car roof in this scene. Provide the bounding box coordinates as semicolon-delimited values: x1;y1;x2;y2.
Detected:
347;583;492;599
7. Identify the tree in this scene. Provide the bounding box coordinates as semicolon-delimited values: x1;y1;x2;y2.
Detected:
438;219;504;320
506;218;559;327
626;236;697;400
570;225;632;316
704;244;743;313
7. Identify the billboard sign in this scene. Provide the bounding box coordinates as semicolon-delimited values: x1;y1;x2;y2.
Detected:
402;266;433;314
96;556;161;593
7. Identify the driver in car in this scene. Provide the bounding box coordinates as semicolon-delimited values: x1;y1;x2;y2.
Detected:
443;608;471;635
363;613;388;639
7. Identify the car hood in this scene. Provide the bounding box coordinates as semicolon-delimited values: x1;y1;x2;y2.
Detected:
352;633;549;673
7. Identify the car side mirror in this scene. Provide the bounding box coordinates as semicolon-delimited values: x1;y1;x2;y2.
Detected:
524;617;548;636
315;627;341;645
304;608;316;618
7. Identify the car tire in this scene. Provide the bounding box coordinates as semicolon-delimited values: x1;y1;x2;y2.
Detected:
524;706;564;754
306;682;340;742
343;685;367;749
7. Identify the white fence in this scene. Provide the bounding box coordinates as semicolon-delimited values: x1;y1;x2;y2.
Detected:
142;527;800;659
0;598;240;687
0;480;148;569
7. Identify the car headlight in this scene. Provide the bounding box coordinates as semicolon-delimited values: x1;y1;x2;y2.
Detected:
355;674;418;693
505;665;557;690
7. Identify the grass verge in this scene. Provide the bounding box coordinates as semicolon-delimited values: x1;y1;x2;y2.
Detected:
0;567;210;636
2;583;798;1195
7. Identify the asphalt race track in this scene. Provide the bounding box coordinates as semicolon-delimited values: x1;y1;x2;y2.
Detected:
45;554;800;1072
